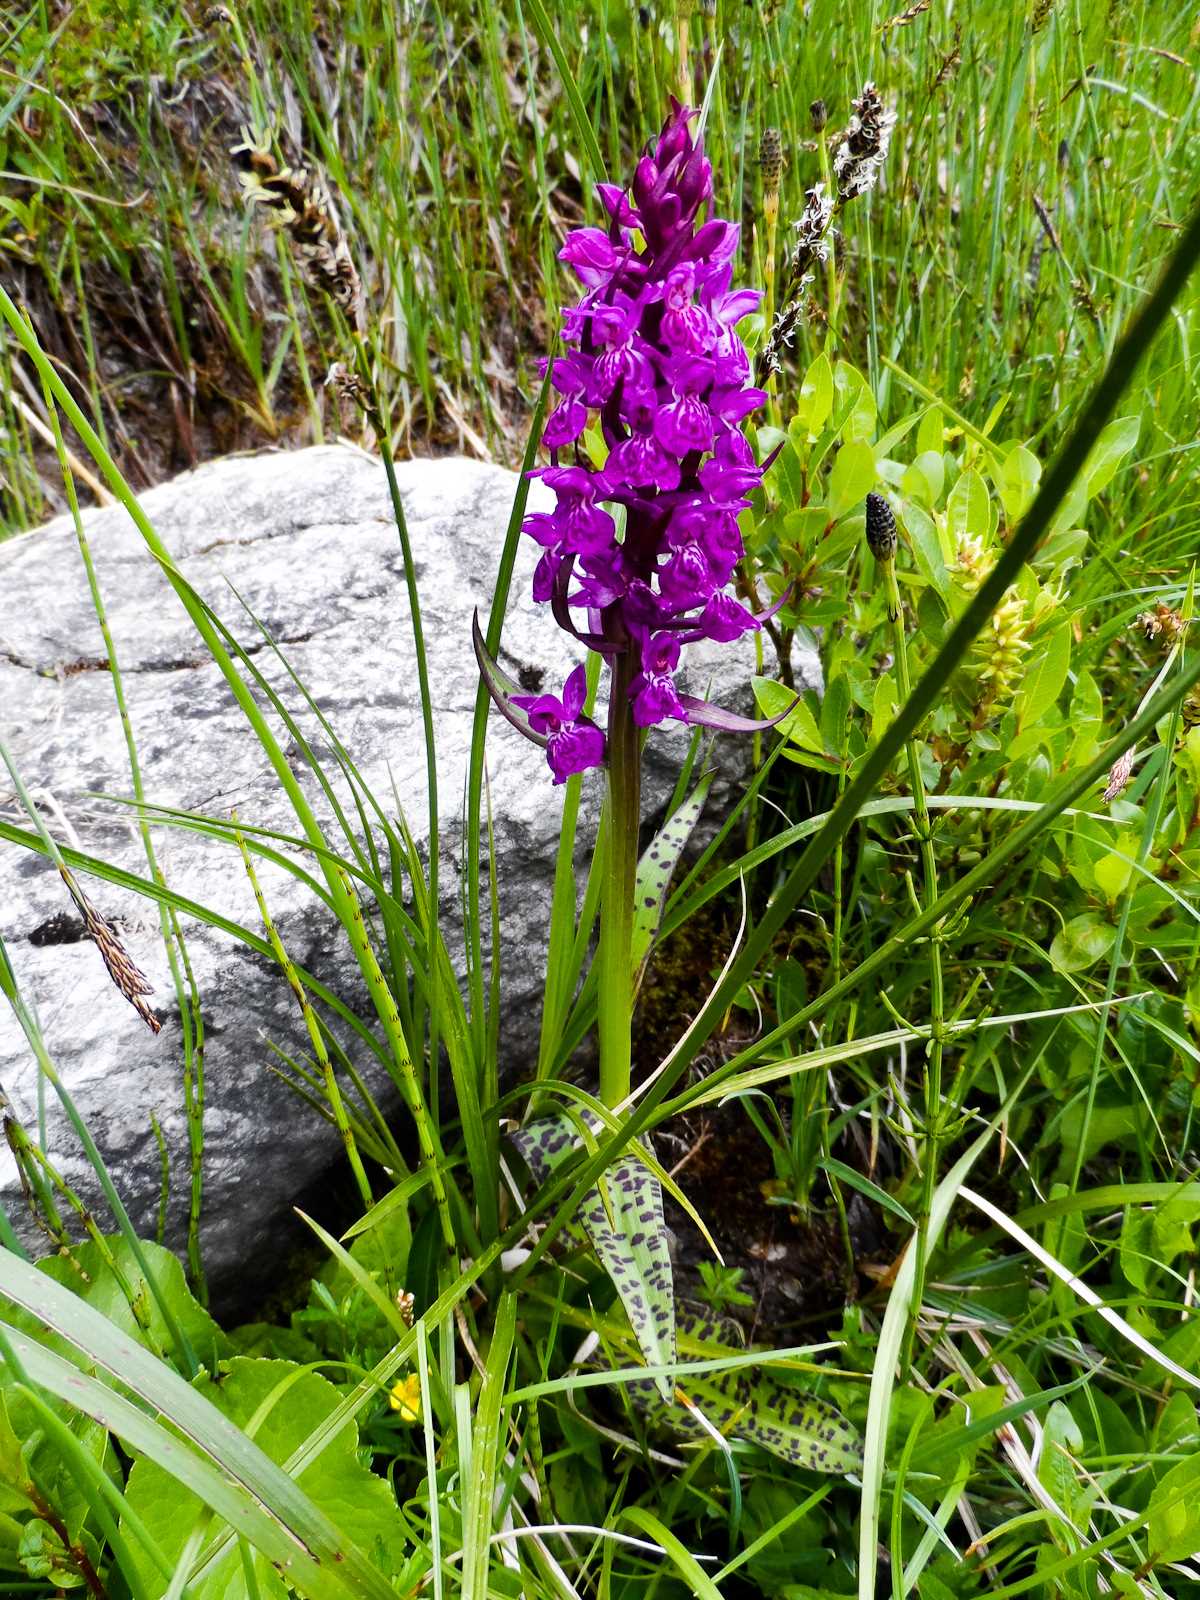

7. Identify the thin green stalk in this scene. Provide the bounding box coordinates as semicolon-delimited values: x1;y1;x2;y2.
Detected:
6;1126;170;1362
351;335;446;1136
235;826;372;1211
464;362;552;1064
879;554;945;1374
274;238;323;441
598;651;641;1109
335;867;456;1253
3;1111;72;1256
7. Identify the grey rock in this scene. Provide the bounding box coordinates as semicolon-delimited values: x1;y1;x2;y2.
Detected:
0;444;818;1299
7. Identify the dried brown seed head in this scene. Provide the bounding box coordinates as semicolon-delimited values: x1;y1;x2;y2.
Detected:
59;871;161;1034
1102;747;1134;804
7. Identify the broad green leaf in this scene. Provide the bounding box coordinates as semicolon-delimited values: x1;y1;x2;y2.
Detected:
1148;1452;1200;1562
820;673;852;757
0;1384;108;1546
1037;1401;1091;1542
122;1359;407;1599
902;503;949;596
632;770;715;990
1152;1193;1200;1265
795;352;834;436
916;405;943;457
997;443;1041;521
754;676;823;754
1067;670;1103;766
828;441;877;521
1034;524;1090;576
1017;622;1071;731
1083;415;1140;498
34;1239;228;1367
901;450;944;512
833;361;877;443
1050;912;1117;974
946;467;990;541
1153;1391;1199;1455
1093;850;1133;902
782;504;832;555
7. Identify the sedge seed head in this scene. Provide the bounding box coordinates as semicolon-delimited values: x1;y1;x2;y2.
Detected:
865;492;897;563
759;127;783;190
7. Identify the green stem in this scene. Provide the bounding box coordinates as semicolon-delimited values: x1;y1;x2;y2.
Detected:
235;826;373;1211
598;652;641;1109
882;556;944;1371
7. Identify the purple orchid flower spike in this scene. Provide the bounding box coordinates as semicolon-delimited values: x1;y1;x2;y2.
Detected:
476;98;795;783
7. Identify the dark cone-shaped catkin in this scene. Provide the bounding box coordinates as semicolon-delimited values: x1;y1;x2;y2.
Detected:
759;128;783;191
865;492;897;562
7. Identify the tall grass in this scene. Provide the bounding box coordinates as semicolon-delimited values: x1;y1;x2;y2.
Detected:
3;2;1197;536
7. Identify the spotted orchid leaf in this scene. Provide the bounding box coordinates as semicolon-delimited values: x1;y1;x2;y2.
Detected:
509;1111;599;1189
632;769;714;993
626;1306;863;1474
578;1161;676;1400
509;1115;676;1400
472;611;549;748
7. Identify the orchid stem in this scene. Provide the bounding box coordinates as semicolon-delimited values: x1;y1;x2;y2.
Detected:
598;652;641;1109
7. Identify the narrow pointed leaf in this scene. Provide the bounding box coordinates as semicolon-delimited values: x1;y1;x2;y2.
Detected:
471;611;549;748
632;770;715;991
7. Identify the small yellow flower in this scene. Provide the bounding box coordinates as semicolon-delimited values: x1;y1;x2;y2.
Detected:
389;1373;422;1424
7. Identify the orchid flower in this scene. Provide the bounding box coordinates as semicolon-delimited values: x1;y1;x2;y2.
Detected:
476;98;790;783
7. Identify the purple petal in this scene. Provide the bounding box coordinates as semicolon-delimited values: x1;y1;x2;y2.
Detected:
547;723;606;784
711;386;767;422
596;182;640;227
561;663;588;720
558;227;621;287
